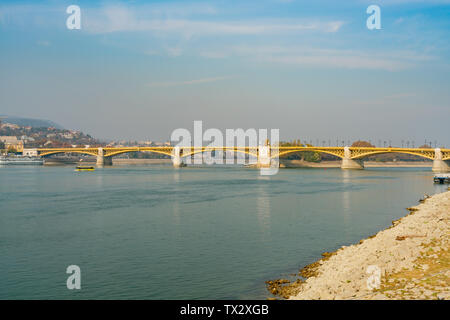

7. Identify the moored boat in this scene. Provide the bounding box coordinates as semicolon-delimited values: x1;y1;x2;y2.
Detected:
0;155;44;165
433;173;450;184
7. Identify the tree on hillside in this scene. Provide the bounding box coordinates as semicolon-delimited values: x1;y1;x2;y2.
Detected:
351;140;375;148
279;140;322;162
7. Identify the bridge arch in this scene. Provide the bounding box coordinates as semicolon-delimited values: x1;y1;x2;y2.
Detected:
180;147;259;158
35;146;450;164
272;148;344;159
350;149;435;160
39;150;98;157
105;149;173;158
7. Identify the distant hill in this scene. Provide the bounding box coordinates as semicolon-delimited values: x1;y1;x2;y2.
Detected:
0;117;100;148
0;116;63;129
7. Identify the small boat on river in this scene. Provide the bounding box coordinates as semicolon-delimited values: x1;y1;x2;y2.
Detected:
75;166;95;172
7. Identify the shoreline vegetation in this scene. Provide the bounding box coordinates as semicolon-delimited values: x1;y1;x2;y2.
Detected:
266;190;450;300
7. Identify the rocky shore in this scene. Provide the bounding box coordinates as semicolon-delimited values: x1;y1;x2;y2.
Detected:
267;190;449;300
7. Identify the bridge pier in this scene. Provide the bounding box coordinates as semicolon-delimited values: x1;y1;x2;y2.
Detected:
432;148;450;173
172;146;183;168
341;158;364;169
257;145;271;168
96;147;113;166
341;146;364;170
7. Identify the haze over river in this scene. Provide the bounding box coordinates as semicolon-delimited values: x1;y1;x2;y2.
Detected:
0;165;446;299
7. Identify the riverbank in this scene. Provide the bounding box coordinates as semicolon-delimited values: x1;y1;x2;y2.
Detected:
267;190;449;300
107;159;172;165
43;158;432;168
280;160;432;168
44;158;172;165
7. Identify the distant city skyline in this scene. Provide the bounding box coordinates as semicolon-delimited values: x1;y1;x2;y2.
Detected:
0;114;444;148
1;0;449;145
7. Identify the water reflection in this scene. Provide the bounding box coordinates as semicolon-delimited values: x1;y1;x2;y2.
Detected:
342;170;351;211
94;169;104;188
256;180;271;239
172;170;181;224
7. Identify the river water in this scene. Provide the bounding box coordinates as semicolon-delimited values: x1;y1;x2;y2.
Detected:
0;165;446;299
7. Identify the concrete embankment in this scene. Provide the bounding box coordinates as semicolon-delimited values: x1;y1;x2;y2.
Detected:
44;158;172;166
267;190;449;300
280;160;432;168
44;158;431;168
107;159;172;165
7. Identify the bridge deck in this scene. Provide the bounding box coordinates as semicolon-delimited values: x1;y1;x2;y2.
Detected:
35;146;450;161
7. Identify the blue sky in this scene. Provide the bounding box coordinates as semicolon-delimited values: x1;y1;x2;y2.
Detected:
0;0;449;145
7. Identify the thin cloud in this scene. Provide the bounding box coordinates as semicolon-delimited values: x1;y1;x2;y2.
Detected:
384;92;417;99
146;76;232;87
84;5;345;35
265;54;409;71
352;92;418;106
86;18;345;35
327;21;345;32
200;45;435;71
166;47;183;57
36;40;51;47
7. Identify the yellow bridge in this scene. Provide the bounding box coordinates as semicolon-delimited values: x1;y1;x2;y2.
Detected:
35;146;450;172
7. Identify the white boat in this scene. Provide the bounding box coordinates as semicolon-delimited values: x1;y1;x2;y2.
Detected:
0;155;44;165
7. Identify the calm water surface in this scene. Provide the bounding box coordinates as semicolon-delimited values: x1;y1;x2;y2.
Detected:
0;165;446;299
